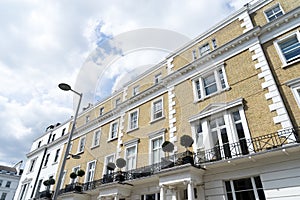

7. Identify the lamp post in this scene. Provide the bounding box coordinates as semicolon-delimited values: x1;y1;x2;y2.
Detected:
53;83;82;200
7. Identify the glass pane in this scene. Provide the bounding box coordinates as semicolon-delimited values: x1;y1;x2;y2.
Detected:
235;191;255;200
254;176;263;188
210;119;217;128
203;74;216;86
218;117;225;126
205;84;217;95
274;6;280;12
225;181;232;191
232;111;241;121
227;193;234;200
234;178;253;191
257;189;266;200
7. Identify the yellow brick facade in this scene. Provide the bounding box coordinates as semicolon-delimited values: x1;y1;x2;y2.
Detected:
51;1;300;199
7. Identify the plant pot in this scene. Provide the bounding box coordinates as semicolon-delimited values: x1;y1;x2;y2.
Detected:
182;155;194;165
115;172;125;182
40;191;52;198
74;185;82;192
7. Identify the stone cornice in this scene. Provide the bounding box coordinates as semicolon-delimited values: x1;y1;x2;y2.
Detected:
70;6;299;136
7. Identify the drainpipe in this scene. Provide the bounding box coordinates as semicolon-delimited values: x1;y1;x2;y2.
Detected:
30;146;48;198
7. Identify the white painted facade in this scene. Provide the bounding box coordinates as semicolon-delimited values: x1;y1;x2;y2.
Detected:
0;164;22;200
14;121;70;200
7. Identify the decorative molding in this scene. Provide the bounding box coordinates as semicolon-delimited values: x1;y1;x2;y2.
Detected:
249;43;292;129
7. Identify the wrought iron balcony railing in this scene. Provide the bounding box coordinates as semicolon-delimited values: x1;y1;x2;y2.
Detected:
194;127;298;163
58;128;299;195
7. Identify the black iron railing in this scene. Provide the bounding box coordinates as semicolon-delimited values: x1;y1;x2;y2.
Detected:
59;128;299;195
194;128;298;163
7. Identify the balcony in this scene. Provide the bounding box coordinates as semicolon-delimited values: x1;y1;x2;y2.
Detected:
194;127;299;163
58;128;299;195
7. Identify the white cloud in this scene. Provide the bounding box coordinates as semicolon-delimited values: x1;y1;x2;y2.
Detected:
0;0;254;167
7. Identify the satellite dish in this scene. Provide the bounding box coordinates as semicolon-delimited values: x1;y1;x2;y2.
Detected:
180;135;194;148
116;158;126;168
107;162;116;171
162;141;174;152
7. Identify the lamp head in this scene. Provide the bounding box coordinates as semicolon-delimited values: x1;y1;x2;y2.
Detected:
58;83;72;91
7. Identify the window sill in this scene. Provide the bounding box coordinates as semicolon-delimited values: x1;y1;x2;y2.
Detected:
52;162;58;165
76;151;84;155
282;58;300;69
150;116;165;124
107;137;118;142
91;144;100;150
127;127;139;133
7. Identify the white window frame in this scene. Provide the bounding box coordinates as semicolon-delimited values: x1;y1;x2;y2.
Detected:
91;129;101;148
133;85;139;96
189;99;252;159
44;153;50;167
192;50;197;60
99;107;104;116
154;73;162;84
85;115;90;123
274;31;300;67
53;148;60;163
115;98;121;108
28;157;37;173
148;129;165;165
128;109;139;131
68;142;73;157
124;142;138;171
286;77;300;108
212;38;217;49
199;43;211;56
103;154;115;176
225;176;265;200
85;160;96;183
70;166;80;184
192;65;229;102
77;136;86;153
151;97;164;122
108;120;119;141
60;170;67;189
264;3;284;22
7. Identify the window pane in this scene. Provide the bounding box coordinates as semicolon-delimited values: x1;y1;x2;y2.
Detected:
279;35;300;62
254;176;263;188
257;189;266;200
225;181;231;191
203;74;217;95
195;80;201;99
235;191;255;200
218;69;226;88
234;178;253;191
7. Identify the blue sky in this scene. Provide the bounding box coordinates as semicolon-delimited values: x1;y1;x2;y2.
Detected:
0;0;252;167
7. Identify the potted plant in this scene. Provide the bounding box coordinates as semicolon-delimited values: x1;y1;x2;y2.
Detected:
180;135;194;165
69;170;85;192
41;178;55;198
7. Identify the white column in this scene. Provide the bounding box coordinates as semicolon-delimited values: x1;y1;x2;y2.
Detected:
160;185;166;200
114;194;119;200
187;181;195;200
171;188;177;200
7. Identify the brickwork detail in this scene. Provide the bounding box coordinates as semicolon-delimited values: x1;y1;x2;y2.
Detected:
168;86;177;152
249;43;292;129
117;114;125;157
167;57;174;75
238;11;254;33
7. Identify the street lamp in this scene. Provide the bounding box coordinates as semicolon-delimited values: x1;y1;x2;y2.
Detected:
53;83;82;200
